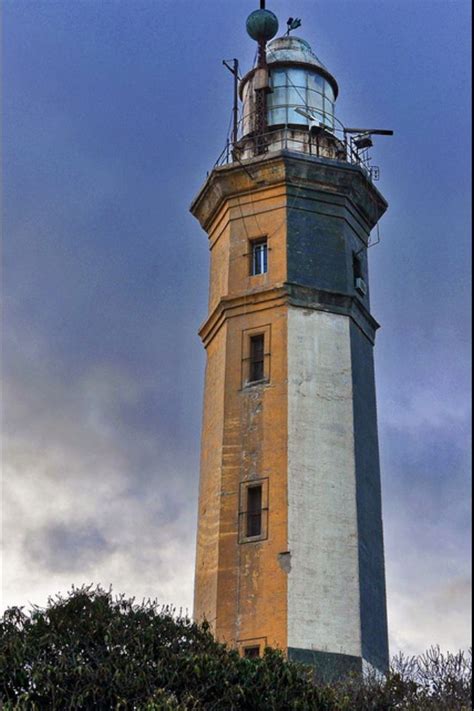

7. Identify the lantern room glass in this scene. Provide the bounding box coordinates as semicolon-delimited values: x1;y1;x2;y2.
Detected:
267;68;335;130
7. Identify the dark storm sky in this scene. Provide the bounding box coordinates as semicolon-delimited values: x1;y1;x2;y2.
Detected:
2;0;471;655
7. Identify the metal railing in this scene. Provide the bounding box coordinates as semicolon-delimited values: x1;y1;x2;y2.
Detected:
212;102;380;181
214;125;376;179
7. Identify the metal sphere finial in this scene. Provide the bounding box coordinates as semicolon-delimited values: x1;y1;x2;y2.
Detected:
246;8;279;42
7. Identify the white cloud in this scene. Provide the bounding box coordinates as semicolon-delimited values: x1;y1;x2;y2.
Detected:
1;352;197;614
379;373;471;656
388;577;472;657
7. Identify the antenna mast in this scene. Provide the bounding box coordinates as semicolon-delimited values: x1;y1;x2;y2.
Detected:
223;58;240;152
255;0;269;154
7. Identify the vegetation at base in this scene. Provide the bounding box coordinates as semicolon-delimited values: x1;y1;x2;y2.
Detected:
0;586;471;710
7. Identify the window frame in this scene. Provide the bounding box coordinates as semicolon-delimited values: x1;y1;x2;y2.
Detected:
237;637;268;658
267;67;335;130
250;237;268;276
246;483;263;538
239;478;269;543
249;334;265;383
243;646;260;659
352;250;363;281
241;325;272;388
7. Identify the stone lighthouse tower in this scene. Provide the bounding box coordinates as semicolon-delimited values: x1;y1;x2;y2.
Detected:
190;5;390;680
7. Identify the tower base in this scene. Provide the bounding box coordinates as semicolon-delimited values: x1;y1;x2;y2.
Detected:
288;647;369;682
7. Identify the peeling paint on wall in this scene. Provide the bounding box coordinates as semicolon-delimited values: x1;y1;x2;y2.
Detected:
278;551;292;574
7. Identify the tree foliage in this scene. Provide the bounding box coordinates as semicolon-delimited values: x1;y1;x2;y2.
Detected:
0;586;471;710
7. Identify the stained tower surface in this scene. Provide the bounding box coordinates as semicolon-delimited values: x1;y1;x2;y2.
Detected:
190;8;390;681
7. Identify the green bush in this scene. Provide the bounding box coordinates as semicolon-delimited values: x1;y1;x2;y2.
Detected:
0;586;471;710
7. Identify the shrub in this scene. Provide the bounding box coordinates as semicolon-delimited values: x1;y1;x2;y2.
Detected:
0;586;470;710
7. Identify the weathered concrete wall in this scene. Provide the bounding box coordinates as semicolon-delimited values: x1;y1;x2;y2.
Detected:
215;303;288;650
287;192;349;294
286;185;372;314
287;307;361;657
288;647;362;682
193;323;227;627
350;320;389;672
226;188;288;297
195;171;291;652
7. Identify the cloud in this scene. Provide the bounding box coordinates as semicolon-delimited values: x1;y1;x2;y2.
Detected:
388;577;472;657
2;331;198;613
25;524;113;575
379;377;471;656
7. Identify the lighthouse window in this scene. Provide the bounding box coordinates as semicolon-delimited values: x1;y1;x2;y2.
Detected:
268;68;335;130
251;239;268;275
243;646;261;659
353;251;363;279
241;325;271;388
238;637;267;657
239;478;269;543
308;73;324;92
249;334;265;382
323;98;334;125
272;68;287;87
246;485;263;537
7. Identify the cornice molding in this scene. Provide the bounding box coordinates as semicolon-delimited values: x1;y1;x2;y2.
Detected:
190;151;387;235
199;283;379;348
199;286;288;348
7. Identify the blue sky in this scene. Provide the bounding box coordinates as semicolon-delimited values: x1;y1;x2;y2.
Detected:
2;0;471;656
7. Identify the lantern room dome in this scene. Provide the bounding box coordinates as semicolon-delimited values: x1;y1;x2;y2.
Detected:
265;35;338;99
239;33;339;140
267;36;321;65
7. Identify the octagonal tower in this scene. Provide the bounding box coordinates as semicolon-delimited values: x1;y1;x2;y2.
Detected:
191;10;390;680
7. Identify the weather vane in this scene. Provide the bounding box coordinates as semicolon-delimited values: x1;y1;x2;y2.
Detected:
286;16;302;35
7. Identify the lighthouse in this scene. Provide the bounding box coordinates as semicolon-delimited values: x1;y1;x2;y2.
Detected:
190;5;390;680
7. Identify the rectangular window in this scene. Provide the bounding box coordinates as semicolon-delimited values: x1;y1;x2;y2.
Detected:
246;485;262;538
238;478;269;543
238;637;267;658
271;68;287;87
251;239;268;276
243;646;260;659
353;251;367;295
249;335;265;383
353;251;363;279
241;325;271;388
